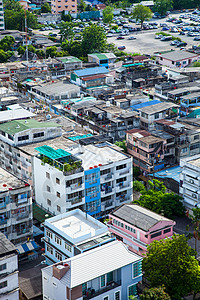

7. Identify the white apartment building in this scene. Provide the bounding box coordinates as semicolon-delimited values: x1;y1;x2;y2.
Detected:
0;119;62;185
0;1;4;30
180;154;200;212
0;233;19;300
34;142;133;219
0;167;33;245
42;209;115;265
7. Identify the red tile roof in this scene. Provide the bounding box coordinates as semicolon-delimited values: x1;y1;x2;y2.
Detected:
81;74;107;81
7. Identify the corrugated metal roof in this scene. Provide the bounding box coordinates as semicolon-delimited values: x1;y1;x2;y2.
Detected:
81;74;107;81
74;66;109;77
131;100;161;111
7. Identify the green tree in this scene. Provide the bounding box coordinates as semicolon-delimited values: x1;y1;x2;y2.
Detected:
78;0;86;12
59;22;75;43
41;2;51;13
4;0;22;11
133;180;146;192
61;11;72;22
134;179;185;218
46;46;57;57
102;6;114;24
143;235;200;299
187;208;200;256
4;9;38;30
36;49;45;58
115;140;127;152
85;4;92;11
0;49;13;62
132;4;152;29
18;45;36;56
154;0;173;16
140;287;171;300
193;61;200;67
0;35;15;51
81;24;107;55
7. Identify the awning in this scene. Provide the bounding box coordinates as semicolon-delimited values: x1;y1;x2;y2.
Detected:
17;241;39;255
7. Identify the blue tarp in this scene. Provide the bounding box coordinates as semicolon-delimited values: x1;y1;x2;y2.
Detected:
130;100;161;111
149;166;181;183
74;66;109;78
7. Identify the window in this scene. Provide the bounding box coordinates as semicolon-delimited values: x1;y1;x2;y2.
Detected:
115;291;120;300
104;297;109;300
107;271;113;283
55;251;62;261
33;132;44;138
183;61;187;64
181;147;187;154
125;225;136;233
56;178;60;184
0;281;7;289
47;185;51;192
154;113;159;119
133;261;142;278
47;245;53;255
164;228;171;234
57;192;60;198
82;283;87;294
128;284;137;297
46;230;53;239
57;205;61;212
116;164;126;170
46;172;50;179
0;263;6;271
47;199;51;206
194;135;199;140
55;235;62;245
151;231;162;238
18;135;29;141
65;243;72;252
100;275;106;287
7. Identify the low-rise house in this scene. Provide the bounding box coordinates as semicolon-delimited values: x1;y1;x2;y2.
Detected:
180;92;200;116
56;56;83;71
156;50;199;68
42;209;115;265
42;240;142;300
0;233;19;300
108;204;175;255
167;86;200;103
180;154;200;212
0;167;33;245
88;53;117;68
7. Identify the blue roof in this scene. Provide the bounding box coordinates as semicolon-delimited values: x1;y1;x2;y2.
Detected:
131;100;161;111
74;66;109;78
149;166;181;183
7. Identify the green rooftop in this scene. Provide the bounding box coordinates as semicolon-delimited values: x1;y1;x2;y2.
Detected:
35;145;71;160
92;53;108;60
68;134;93;141
58;56;82;63
61;96;96;106
33;203;53;223
0;119;61;135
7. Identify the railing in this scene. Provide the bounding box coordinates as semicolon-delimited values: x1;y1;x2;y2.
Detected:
119;168;130;176
83;280;121;300
16;212;29;221
63;166;84;176
0;219;7;225
66;197;83;205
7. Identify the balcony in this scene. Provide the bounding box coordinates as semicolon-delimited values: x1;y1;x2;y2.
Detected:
116;183;130;191
66;197;83;205
119;168;130;176
0;218;7;225
16;212;29;221
83;280;121;300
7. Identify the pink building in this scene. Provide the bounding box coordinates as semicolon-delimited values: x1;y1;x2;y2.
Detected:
51;0;77;14
108;204;176;256
157;50;199;68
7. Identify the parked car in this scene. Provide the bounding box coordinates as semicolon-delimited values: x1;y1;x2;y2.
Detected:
127;36;136;40
118;46;126;50
117;36;125;40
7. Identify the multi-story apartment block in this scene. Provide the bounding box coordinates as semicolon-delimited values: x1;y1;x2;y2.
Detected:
0;119;62;185
0;167;33;245
180;154;200;212
51;0;77;14
34;143;133;219
0;1;4;31
108;204;175;256
42;240;142;300
0;233;19;300
42;209;115;265
126;129;166;173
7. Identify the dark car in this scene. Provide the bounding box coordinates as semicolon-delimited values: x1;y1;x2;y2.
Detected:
176;41;187;47
117;36;125;40
118;46;126;50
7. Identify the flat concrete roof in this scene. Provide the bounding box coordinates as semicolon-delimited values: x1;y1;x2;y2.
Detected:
0;167;27;192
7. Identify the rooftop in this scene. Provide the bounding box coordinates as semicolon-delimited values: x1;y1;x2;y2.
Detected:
0;232;16;256
138;102;178;114
159;50;199;62
0;167;28;192
33;80;80;96
139;135;164;144
0;119;60;135
57;56;82;63
89;53;116;60
45;209;108;244
181;92;200;100
74;66;109;77
112;204;173;232
0;108;35;123
43;241;141;288
149;166;181;183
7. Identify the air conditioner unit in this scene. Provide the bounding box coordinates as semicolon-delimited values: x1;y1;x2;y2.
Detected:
192;193;197;199
189;179;194;184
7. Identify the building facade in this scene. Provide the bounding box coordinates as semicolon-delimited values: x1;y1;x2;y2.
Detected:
0;233;19;300
42;209;115;265
42;241;142;300
51;0;77;14
0;0;4;30
108;204;175;256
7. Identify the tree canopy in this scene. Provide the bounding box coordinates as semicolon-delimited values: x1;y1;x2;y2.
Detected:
81;24;107;55
134;179;185;219
102;6;114;24
41;2;51;13
140;287;171;300
132;5;152;29
59;22;75;43
154;0;173;16
143;234;200;299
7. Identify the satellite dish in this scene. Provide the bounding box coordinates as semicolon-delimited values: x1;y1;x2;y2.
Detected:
46;114;51;120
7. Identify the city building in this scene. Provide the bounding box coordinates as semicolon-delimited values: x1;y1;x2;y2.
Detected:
0;232;19;300
0;1;4;31
56;56;82;71
108;204;175;256
0;167;33;245
51;0;77;14
42;209;115;265
42;240;142;300
33;143;133;219
88;53;117;68
180;154;200;212
156;50;199;68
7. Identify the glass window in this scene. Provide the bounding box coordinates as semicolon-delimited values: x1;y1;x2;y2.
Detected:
0;263;6;271
133;261;142;278
46;230;53;239
47;245;53;255
57;192;60;198
55;251;62;261
57;205;61;212
46;172;50;179
65;243;72;252
164;228;171;234
104;297;109;300
0;281;7;289
115;291;120;300
100;275;106;287
128;284;137;297
151;231;162;238
55;235;62;245
56;178;60;184
47;185;51;192
47;199;51;206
